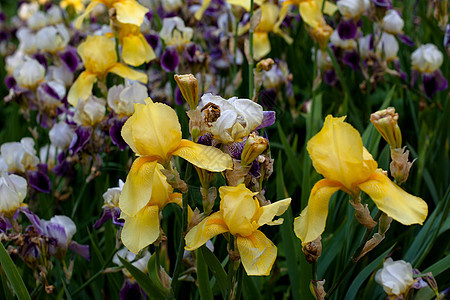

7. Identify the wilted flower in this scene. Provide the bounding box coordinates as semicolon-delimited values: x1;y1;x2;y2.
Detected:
73;95;106;126
293;116;428;244
67;35;147;106
49;122;75;149
185;184;291;275
0;173;27;215
375;258;414;297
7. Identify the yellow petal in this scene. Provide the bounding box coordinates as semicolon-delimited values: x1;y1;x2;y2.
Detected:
74;0;100;29
167;192;195;224
317;0;338;16
122;34;155;66
299;0;323;28
255;3;279;32
67;71;97;107
219;184;260;237
294;179;341;244
227;0;251;11
185;211;229;251
114;0;148;27
119;158;157;217
236;230;277;276
253;32;271;61
307;115;377;191
121;205;160;254
256;198;291;226
358;170;428;225
124;101;181;160
147;165;174;209
194;0;211;20
171;140;233;172
109;63;148;84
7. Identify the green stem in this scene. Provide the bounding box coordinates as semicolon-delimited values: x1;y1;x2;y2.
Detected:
325;210;383;299
170;191;189;294
232;19;239;94
248;0;254;99
235;265;243;300
226;235;239;300
312;261;317;282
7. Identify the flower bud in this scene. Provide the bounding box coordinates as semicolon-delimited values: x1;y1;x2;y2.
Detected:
302;236;322;264
382;10;404;34
390;147;414;185
241;133;268;166
370;107;402;149
378;212;392;235
174;74;199;110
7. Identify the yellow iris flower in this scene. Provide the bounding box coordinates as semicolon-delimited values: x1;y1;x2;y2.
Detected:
109;22;155;67
67;35;147;106
74;0;148;29
294;116;428;245
60;0;85;14
120;163;183;254
253;3;282;61
119;98;233;246
195;0;261;20
185;184;291;276
274;0;337;33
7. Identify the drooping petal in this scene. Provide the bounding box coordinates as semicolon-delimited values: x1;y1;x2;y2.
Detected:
184;211;229;251
253;32;271;61
121;205;160;254
124;101;181;160
68;241;90;261
236;230;277;276
307;115;377;191
171;139;233;172
74;0;100;29
109;63;148;84
358;170;428;225
119;158;157;217
294;179;341;244
256;198;291;226
114;0;148;27
122;34;155;67
67;71;97;106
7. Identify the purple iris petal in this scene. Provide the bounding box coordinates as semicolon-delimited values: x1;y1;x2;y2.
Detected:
0;30;9;42
145;10;153;22
175;87;183;105
69;127;92;154
58;46;79;73
26;170;51;193
444;24;450;48
393;60;407;81
22;209;44;235
0;216;11;233
93;208;112;229
197;133;213;146
145;34;159;51
410;69;419;87
33;53;48;69
68;241;90;261
323;69;338;86
182;43;197;63
343;50;360;71
112;208;124;226
120;278;146;300
110;119;128;150
422;70;448;98
161;46;179;72
45;221;68;249
338;19;357;40
248;160;261;178
0;11;6;22
371;0;392;8
398;34;415;47
256;111;276;130
227;141;245;159
53;152;70;176
5;75;16;89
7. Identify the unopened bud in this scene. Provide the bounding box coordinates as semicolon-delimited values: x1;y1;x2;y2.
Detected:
302;236;322;264
390;147;414;185
174;74;199;110
370;107;402;149
200;186;217;215
378;212;392;235
241;133;268;166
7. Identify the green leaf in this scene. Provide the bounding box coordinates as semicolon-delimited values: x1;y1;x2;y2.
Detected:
0;242;31;300
200;245;227;297
117;256;169;300
147;252;170;294
423;254;450;276
277;124;302;187
197;247;214;300
344;245;395;300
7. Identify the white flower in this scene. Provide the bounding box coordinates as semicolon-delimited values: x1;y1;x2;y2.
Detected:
39;144;60;170
337;0;367;19
376;32;399;62
0;173;28;214
103;180;124;208
411;44;444;73
18;2;39;21
107;82;148;116
159;17;193;48
47;65;74;87
382;10;404;34
359;34;372;59
198;93;264;144
36;25;70;53
113;248;152;277
162;0;182;12
48;215;77;243
14;57;45;89
37;80;67;108
16;28;37;54
330;30;357;50
313;49;333;69
73;96;106;126
5;51;25;75
0;137;40;173
47;6;64;25
49;122;75;149
28;11;48;30
375;258;414;296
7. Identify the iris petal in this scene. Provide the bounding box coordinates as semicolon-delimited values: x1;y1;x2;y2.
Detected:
184;212;229;251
